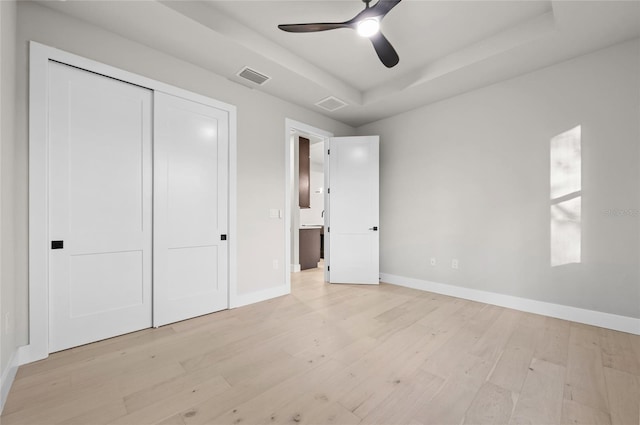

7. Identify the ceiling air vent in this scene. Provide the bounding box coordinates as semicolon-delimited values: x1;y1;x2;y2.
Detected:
315;96;347;112
236;67;270;86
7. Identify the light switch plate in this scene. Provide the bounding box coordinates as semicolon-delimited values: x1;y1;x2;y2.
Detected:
269;208;281;219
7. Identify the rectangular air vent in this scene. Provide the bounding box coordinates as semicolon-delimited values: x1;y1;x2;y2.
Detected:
236;67;270;86
315;96;347;112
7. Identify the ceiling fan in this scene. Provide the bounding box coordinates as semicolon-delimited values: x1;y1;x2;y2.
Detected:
278;0;402;68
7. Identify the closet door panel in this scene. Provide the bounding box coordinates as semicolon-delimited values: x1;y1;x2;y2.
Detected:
48;61;153;352
154;92;229;326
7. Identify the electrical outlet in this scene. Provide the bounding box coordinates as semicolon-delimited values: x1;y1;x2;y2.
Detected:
430;257;437;266
451;259;459;269
273;259;279;270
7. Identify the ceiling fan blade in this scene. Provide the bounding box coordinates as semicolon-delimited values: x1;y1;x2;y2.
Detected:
278;22;352;33
279;0;403;68
355;0;402;21
369;32;399;68
370;0;402;17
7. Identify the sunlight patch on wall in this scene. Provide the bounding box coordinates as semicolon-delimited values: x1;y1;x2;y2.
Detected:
550;126;582;267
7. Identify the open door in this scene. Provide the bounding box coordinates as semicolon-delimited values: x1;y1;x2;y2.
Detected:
326;136;379;284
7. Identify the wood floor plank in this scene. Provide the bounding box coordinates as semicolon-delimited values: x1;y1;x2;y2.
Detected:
463;381;515;425
487;313;547;394
155;414;186;425
603;366;639;425
262;391;362;425
359;370;444;425
325;324;430;414
111;375;230;424
345;332;446;419
367;297;439;341
629;334;640;364
179;353;320;424
561;399;611;425
470;308;522;361
533;317;570;366
599;329;640;375
409;374;478;425
329;336;378;366
57;400;128;425
15;326;178;380
1;380;123;425
488;346;534;393
506;313;546;352
422;304;500;384
509;358;565;425
123;362;230;413
177;384;270;425
564;324;610;413
209;360;347;424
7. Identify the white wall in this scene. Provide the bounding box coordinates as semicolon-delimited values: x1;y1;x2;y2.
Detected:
358;39;640;319
0;0;18;408
13;2;354;346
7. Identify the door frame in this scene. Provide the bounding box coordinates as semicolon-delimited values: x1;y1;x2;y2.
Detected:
284;119;333;290
24;41;237;364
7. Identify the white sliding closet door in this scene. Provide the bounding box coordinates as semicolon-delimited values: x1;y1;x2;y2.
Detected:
154;92;229;326
48;62;153;352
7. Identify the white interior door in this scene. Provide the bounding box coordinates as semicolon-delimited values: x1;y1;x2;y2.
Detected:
327;136;380;284
153;92;229;326
49;62;153;352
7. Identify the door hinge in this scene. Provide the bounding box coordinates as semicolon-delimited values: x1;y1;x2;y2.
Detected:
328;266;330;271
327;227;330;233
328;188;330;194
220;234;227;241
327;149;330;155
51;240;64;250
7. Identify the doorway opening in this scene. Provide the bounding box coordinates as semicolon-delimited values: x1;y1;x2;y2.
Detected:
284;119;333;291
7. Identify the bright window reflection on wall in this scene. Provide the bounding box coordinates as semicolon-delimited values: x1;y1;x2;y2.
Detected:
550;126;582;267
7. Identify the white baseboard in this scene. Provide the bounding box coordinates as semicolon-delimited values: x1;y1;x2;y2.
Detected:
17;344;47;366
231;284;289;309
380;273;640;335
291;264;301;273
0;349;20;413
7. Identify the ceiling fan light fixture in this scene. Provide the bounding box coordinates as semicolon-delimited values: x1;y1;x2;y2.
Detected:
356;18;380;37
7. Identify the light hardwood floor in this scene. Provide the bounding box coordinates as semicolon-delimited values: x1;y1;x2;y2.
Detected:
3;268;639;425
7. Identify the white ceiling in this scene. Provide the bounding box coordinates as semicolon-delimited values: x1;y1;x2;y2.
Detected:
41;0;640;127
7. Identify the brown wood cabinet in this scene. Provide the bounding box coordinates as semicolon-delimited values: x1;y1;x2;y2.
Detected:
298;137;310;209
299;227;321;270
